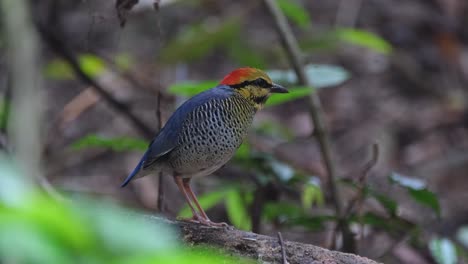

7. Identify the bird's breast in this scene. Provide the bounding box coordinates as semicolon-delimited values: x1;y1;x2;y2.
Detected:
168;96;255;177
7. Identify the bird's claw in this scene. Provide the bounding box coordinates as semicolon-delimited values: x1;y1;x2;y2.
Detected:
179;216;229;228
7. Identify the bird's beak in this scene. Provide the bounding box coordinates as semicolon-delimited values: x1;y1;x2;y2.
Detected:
270;83;288;93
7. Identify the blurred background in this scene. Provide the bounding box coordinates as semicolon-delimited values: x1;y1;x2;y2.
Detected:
1;0;468;263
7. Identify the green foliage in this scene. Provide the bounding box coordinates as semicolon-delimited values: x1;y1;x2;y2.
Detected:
161;20;240;63
78;54;106;77
277;0;311;28
71;134;147;152
226;188;252;230
114;53;133;71
301;179;324;209
389;172;441;217
429;237;458;264
335;28;392;54
178;188;227;218
265;87;313;107
168;81;218;97
44;59;74;80
44;54;107;80
0;157;250;263
0;99;10;130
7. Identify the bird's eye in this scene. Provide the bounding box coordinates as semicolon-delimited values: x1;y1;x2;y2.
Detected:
254;78;270;88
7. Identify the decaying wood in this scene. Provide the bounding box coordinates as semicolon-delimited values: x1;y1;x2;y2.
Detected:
146;215;380;264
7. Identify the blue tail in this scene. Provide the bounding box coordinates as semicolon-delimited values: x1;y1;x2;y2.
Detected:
120;151;148;187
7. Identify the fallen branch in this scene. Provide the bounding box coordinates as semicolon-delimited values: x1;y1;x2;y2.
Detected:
146;215;380;264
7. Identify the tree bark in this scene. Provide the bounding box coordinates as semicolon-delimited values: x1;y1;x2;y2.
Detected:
147;216;380;264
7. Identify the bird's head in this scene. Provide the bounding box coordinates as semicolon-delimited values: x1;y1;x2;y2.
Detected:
220;67;288;110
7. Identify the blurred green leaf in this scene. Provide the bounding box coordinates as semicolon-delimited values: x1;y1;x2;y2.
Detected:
289;215;334;230
389;172;440;217
372;193;398;216
266;87;313;107
0;99;9;130
429;237;458;264
234;142;251;160
71;134;147;152
267;64;350;89
115;53;133;71
162;20;240;63
226;188;251;230
45;54;106;80
335;28;392;54
277;0;311;28
44;59;74;80
263;202;304;221
301;178;324;209
408;189;441;217
78;54;106;77
178;189;227;218
228;40;266;69
167;81;218;97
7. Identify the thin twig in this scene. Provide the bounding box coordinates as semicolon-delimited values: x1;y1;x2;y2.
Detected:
156;92;165;212
344;143;380;216
263;0;350;251
277;232;289;264
36;23;154;139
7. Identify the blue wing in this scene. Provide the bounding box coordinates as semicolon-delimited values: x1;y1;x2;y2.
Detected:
120;85;233;187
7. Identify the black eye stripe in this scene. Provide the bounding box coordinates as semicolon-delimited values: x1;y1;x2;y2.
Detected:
229;78;271;89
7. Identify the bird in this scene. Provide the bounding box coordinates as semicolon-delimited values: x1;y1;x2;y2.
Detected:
120;67;288;226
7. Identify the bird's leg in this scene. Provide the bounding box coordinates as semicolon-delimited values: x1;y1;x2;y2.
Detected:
182;178;228;227
182;178;209;220
174;176;203;222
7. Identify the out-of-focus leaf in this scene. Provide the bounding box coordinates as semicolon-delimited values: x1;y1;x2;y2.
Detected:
429;237;458;264
228;41;266;69
270;160;295;182
78;54;106;77
71;134;147;152
82;202;177;254
44;59;74;80
389;172;440;217
256;121;293;139
0;99;10;130
263;202;304;221
408;189;441;217
161;21;240;63
167;81;218;97
267;64;350;89
45;54;106;80
234;142;251;160
389;172;426;190
277;0;311;28
335;28;392;54
115;53;133;71
178;189;227;218
0;155;32;205
456;226;468;248
226;188;251;230
358;212;391;229
301;178;324;209
266;86;313;107
372;193;398;216
289;215;334;230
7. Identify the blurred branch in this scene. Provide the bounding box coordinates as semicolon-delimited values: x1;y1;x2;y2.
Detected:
36;23;154;139
263;0;351;252
146;215;380;264
344;143;379;216
1;0;42;184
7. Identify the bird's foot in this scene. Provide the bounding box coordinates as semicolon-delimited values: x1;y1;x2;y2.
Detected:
179;215;229;228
